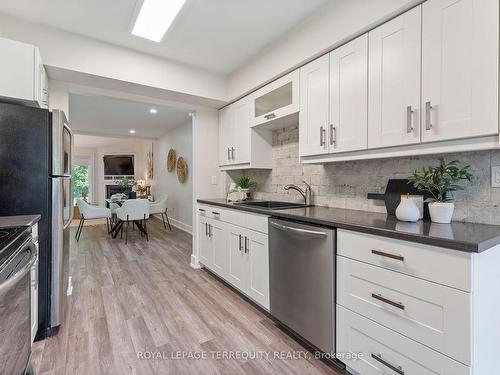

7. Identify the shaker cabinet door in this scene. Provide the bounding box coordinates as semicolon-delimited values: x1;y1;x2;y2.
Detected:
329;34;368;153
368;6;422;148
245;229;270;309
421;0;499;143
299;54;330;157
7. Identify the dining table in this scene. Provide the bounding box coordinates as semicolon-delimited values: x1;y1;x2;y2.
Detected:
106;196;152;238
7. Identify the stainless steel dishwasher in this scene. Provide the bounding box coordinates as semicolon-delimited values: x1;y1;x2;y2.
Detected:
269;218;335;354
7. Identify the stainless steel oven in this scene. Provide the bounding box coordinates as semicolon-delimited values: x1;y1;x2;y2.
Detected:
0;234;37;374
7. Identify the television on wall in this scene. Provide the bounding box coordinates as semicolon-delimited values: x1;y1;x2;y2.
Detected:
103;155;135;176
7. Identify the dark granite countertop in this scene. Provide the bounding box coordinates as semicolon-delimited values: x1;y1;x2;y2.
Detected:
0;215;41;228
198;199;500;253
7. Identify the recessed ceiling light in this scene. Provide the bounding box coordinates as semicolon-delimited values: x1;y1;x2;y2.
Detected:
131;0;187;42
129;129;136;134
150;108;158;114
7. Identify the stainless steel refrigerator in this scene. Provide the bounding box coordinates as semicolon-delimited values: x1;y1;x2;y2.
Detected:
0;102;73;339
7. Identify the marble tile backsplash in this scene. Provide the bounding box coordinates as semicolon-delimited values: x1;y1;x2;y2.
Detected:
227;125;500;225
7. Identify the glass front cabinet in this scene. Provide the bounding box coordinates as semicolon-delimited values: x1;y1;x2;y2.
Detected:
249;70;299;128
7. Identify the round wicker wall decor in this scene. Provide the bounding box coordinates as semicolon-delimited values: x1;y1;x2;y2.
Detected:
167;149;176;172
177;157;188;183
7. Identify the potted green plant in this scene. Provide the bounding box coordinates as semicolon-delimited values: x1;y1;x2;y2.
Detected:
237;176;256;198
408;159;472;223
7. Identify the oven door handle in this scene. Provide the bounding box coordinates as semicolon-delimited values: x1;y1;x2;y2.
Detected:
0;242;37;292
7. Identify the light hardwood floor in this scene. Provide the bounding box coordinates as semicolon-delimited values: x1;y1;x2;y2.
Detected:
32;219;344;375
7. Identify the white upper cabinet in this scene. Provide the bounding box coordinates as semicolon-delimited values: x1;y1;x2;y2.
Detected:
421;0;499;143
299;54;330;157
218;96;272;170
299;35;368;157
0;37;49;109
233;98;251;164
329;34;368;153
250;70;299;128
368;6;422;149
218;105;235;166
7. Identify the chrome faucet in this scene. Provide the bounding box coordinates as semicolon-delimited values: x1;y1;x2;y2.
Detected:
284;181;312;205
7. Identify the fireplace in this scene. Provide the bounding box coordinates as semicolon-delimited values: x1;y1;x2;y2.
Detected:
106;185;130;199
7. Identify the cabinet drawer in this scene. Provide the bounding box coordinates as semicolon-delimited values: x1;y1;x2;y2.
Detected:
337;229;471;291
337;306;471;375
338;256;471;365
197;204;268;234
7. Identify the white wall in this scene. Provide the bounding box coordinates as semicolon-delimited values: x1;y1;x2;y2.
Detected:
227;0;419;99
0;13;227;104
75;139;149;206
152;122;193;233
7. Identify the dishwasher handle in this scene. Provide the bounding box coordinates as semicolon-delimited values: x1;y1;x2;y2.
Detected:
270;221;328;238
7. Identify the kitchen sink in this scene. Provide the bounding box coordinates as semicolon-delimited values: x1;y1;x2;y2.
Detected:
235;201;310;210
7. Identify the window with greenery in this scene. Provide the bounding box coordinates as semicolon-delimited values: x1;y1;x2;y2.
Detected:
73;165;89;205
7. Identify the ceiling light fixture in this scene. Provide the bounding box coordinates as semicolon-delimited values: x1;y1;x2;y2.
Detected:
150;108;158;114
129;129;136;134
131;0;187;42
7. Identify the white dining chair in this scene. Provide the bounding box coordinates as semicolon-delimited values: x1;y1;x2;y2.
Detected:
75;198;112;241
149;194;172;231
115;199;150;244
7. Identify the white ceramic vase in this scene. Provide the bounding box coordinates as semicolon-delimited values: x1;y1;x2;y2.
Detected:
395;197;420;222
428;202;455;224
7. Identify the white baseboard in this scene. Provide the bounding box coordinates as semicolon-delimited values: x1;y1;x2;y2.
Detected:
153;214;192;235
190;254;202;269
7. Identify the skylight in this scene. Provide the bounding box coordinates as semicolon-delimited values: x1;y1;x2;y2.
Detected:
131;0;186;42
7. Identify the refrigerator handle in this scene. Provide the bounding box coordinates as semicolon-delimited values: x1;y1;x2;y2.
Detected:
63;121;74;228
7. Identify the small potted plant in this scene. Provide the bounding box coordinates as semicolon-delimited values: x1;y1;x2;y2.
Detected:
408;159;472;223
237;176;256;198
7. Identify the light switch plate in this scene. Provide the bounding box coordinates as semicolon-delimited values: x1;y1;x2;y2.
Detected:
211;175;217;185
491;166;500;187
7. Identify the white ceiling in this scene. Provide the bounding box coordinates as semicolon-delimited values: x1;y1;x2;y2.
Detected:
0;0;327;74
69;94;191;138
74;134;136;149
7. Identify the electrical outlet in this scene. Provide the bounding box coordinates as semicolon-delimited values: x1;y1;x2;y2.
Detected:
491;166;500;187
211;175;217;185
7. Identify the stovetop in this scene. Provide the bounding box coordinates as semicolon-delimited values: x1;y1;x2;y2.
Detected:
0;226;30;268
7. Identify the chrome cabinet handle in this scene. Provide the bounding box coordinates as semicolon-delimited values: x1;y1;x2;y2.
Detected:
239;234;243;251
227;148;231;160
199;208;206;213
264;113;276;120
209;224;212;238
425;101;433;130
330;124;336;146
406;106;414;133
231;147;235;160
372;293;405;310
371;249;404;262
205;223;208;236
244;236;249;253
320;126;326;147
371;353;404;375
212;211;220;216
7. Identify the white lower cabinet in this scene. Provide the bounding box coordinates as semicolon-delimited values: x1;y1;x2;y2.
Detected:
244;229;270;308
337;230;500;375
337;256;471;364
337;306;470;375
198;215;212;268
209;220;227;278
227;225;247;290
197;206;270;310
